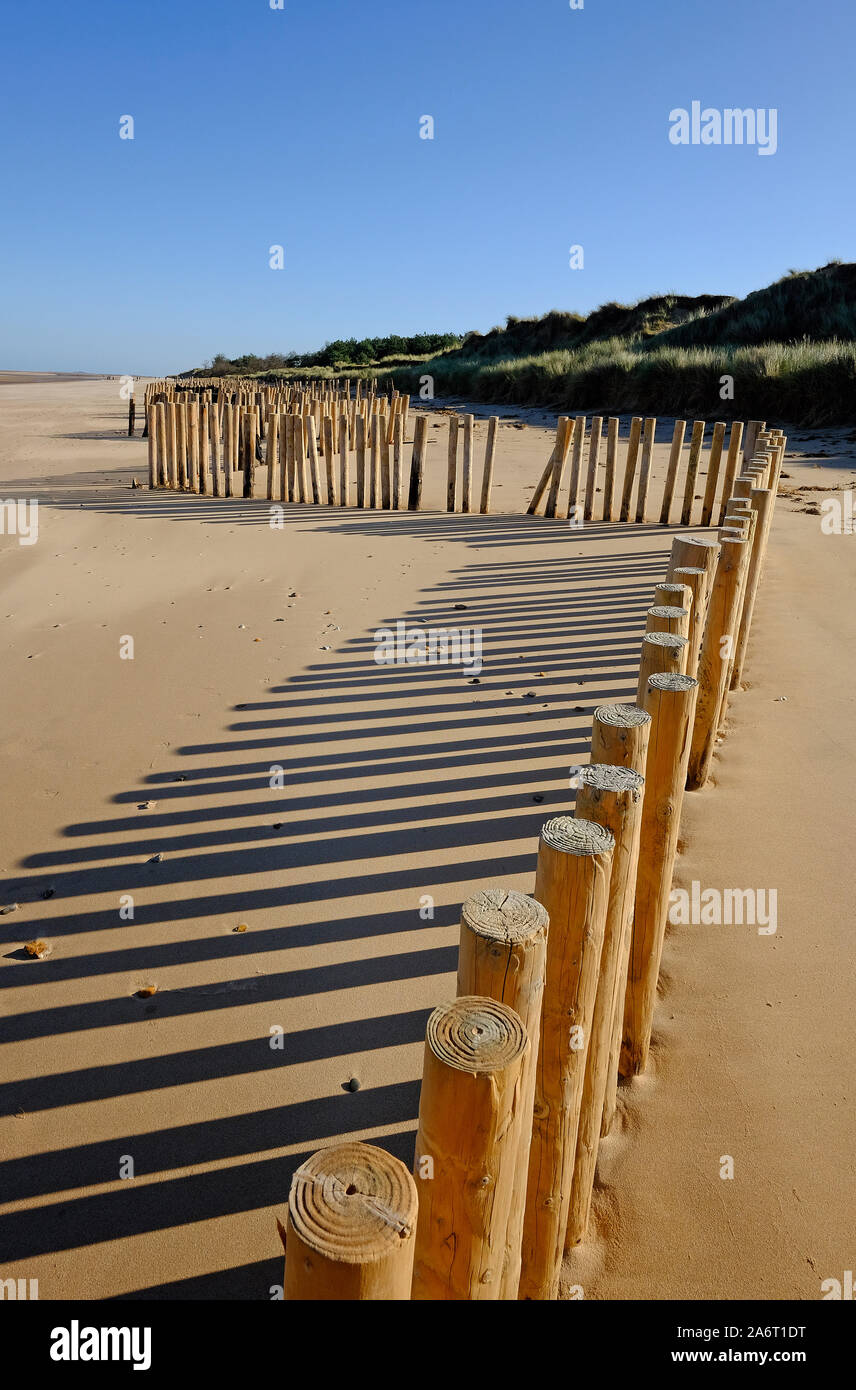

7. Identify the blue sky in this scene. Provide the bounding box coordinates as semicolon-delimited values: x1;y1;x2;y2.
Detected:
0;0;852;374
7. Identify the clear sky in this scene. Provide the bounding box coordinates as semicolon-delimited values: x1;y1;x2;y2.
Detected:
0;0;852;374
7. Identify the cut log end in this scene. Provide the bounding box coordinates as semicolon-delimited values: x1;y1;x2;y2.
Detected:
593;702;651;730
461;887;549;945
286;1142;418;1264
576;763;645;794
426;996;527;1074
647;671;699;693
540;815;615;858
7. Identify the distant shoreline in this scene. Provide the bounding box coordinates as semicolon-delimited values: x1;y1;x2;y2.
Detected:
0;370;113;385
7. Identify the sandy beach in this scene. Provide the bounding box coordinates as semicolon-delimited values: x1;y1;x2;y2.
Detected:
1;378;853;1300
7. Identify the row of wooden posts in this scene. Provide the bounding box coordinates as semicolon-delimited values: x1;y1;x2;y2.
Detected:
140;377;502;514
528;413;768;527
279;426;786;1300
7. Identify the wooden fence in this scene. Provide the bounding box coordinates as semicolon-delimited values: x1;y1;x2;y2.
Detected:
134;379;766;528
275;427;786;1300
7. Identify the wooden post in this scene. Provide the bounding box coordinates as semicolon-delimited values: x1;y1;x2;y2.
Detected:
620;672;699;1076
519;817;614;1301
686;536;749;790
199;401;211;494
147;405;157;487
479;417;498;514
603;417;619;521
666;531;721;587
340;412;351;507
243;409;257;499
407;414;427;510
659;419;686;524
654;581;692;610
545;417;572;519
188;403;201;493
370;415;381;508
176;402;188;489
583;416;603;522
634;417;656;523
412;997;528;1301
323;415;337;505
461;414;474;513
457;888;549;1300
718;510;756;719
527;420;564;516
645;604;690;639
700;421;726;525
356;413;367;507
223;406;234;497
730;488;774;689
128;395;136;437
265;412;279;501
378;412;391;508
565;416;587;522
591;702;651;772
306;419;321;503
210;401;223;498
671;567;706;677
680;420;705;525
390;413;402;508
447;415;459;512
566;766;645;1248
715;420;744;524
618;416;643;522
742;420;763;470
155;402;168;487
636;632;688;703
282;1142;417;1300
587;705;652;1139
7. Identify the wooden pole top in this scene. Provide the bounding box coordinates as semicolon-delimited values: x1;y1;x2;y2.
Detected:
592;702;651;730
673;532;720;549
539;814;615;858
286;1142;418;1266
647;671;699;695
461;887;549;946
426;996;528;1075
575;763;645;795
642;631;689;654
647;604;690;621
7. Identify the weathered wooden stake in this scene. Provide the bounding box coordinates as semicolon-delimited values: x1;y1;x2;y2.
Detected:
680;420;705;526
391;413;403;509
645;604;690;639
447;415;459;512
412;997;528;1301
659;419;687;524
603;417;619;521
519;817;614;1301
567;765;645;1247
565;416;587;522
583;416;603;522
636;631;688;703
545;416;572;519
620;672;699;1076
356;413;367;507
480;416;498;514
700;421;726;525
686;536;748;789
457;888;549;1299
634;417;656;523
461;414;474;513
408;414;427;510
282;1142;417;1300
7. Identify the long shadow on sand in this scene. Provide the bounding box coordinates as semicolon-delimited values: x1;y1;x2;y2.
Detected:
0;493;676;1296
